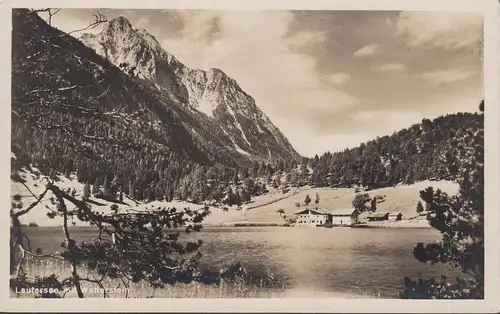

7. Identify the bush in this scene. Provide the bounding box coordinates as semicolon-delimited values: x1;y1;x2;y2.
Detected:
110;204;119;212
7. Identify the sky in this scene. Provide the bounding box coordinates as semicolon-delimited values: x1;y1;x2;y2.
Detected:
40;9;484;157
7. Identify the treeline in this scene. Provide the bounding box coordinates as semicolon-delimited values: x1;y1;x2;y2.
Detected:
308;112;483;190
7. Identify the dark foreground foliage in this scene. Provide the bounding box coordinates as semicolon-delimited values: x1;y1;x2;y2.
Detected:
401;101;484;299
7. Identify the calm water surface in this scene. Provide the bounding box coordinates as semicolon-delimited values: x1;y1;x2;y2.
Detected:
23;226;459;298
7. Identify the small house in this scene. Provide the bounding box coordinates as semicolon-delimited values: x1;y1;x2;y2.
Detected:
365;212;390;222
294;207;329;227
328;208;360;226
388;213;403;221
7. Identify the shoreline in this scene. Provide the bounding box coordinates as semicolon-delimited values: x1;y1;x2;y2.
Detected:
200;220;432;229
24;220;432;229
351;220;432;229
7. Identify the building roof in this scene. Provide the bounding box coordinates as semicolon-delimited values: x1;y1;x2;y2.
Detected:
294;206;358;216
294;207;329;215
388;212;402;216
328;208;357;216
361;211;390;218
359;211;389;218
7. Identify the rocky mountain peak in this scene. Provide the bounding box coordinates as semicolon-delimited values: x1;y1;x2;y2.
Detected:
81;16;182;87
80;16;302;161
108;15;133;31
207;67;225;77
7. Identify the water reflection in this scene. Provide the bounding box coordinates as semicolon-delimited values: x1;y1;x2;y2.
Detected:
24;226;459;298
192;227;458;297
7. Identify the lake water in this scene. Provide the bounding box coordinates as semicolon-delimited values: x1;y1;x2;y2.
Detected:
22;226;459;298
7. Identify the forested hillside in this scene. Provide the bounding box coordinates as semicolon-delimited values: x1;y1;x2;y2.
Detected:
308;112;483;190
11;9;290;205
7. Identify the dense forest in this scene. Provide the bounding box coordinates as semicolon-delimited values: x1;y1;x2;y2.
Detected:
309;112;483;190
11;9;483;208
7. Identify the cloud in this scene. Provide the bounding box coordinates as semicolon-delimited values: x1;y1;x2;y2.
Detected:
284;30;327;49
353;43;382;58
160;10;358;143
328;72;351;85
136;16;150;28
420;69;476;85
171;10;221;42
352;109;421;124
301;133;381;156
372;63;407;72
395;11;483;50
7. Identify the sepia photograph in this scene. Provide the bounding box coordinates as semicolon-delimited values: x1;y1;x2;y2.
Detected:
3;0;499;312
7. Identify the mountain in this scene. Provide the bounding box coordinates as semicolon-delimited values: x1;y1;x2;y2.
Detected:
11;9;283;203
80;16;300;161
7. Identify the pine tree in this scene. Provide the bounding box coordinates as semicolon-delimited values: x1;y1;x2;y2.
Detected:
232;191;242;207
261;183;268;194
240;190;251;203
304;194;311;206
82;183;91;201
416;200;424;214
92;178;99;195
315;192;320;204
272;180;278;189
240;168;249;180
108;176;118;199
402;101;484;299
128;181;134;197
232;171;239;184
147;187;155;202
224;187;234;205
168;187;175;202
370;197;377;212
102;175;109;197
278;160;284;173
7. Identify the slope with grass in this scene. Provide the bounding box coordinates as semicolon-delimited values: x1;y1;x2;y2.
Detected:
218;180;459;226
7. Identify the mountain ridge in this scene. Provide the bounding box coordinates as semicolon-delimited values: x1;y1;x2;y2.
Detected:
80;16;301;161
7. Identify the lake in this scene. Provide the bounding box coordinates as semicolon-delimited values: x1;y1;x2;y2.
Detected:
21;226;459;298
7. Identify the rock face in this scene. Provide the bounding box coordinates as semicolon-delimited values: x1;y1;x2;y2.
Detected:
80;16;301;161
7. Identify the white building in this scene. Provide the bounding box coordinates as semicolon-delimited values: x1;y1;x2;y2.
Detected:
388;213;403;221
294;207;328;227
294;207;360;227
329;208;360;226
